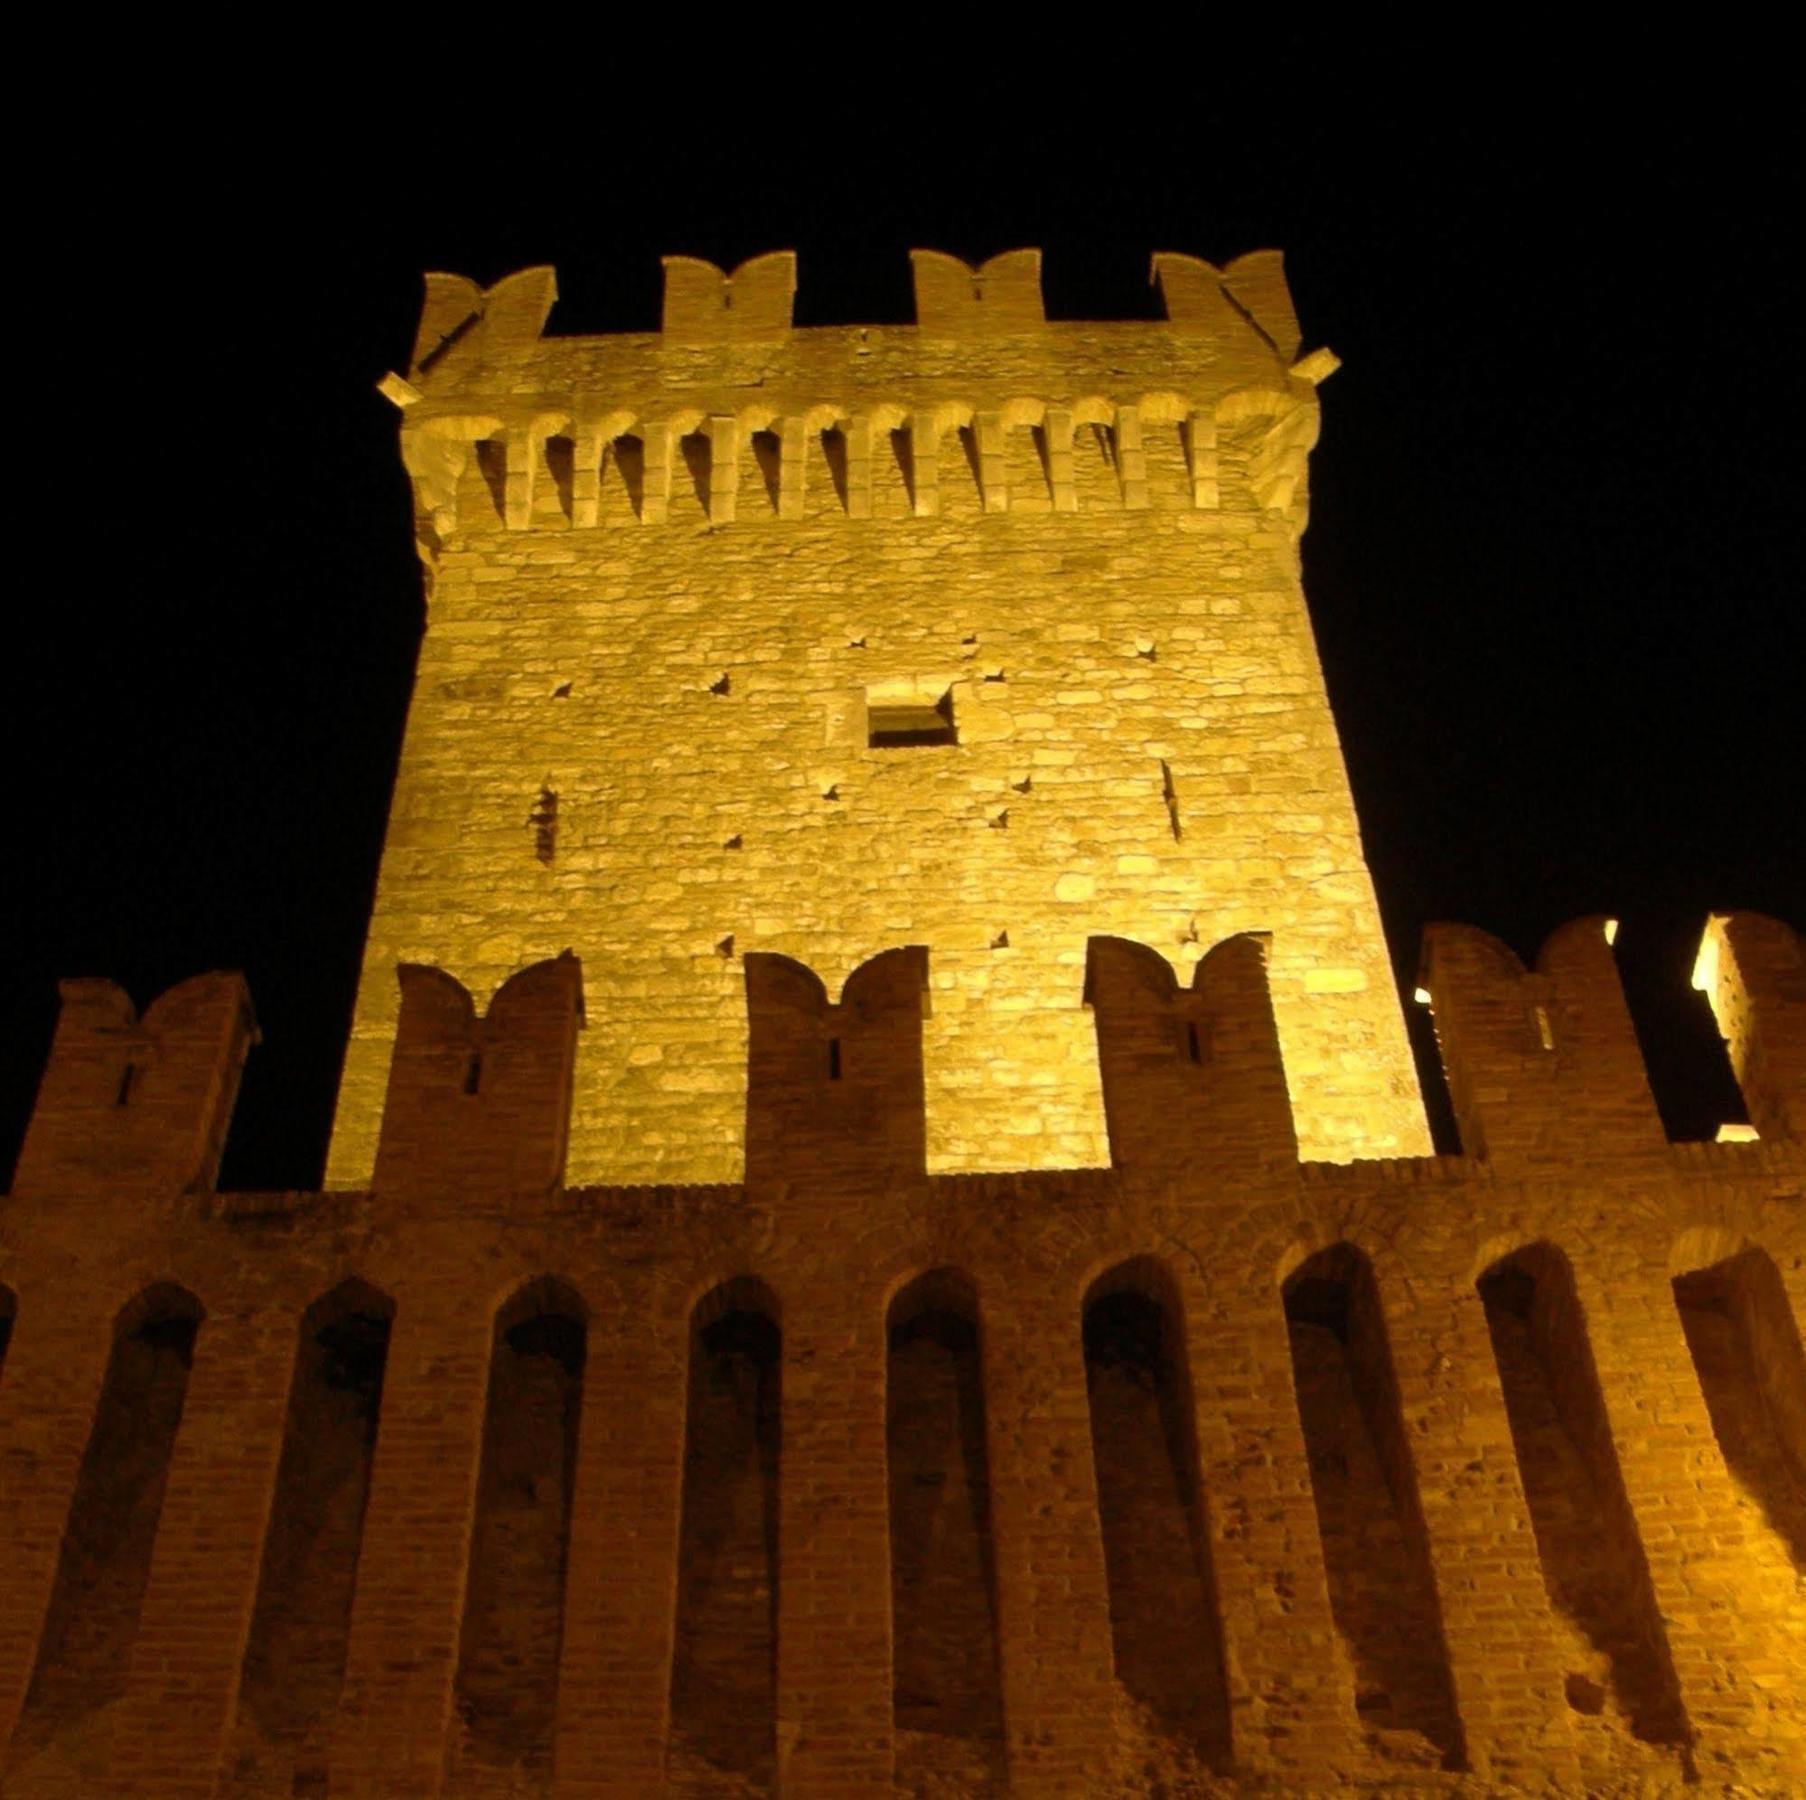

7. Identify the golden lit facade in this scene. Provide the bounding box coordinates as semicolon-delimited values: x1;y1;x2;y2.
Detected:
327;250;1429;1186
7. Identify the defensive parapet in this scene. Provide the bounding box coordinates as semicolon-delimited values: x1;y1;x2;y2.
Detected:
371;954;584;1198
743;946;930;1191
1419;917;1665;1167
10;972;257;1198
1;913;1803;1797
1085;932;1297;1172
380;246;1334;557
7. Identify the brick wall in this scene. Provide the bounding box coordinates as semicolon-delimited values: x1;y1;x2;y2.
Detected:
2;912;1801;1795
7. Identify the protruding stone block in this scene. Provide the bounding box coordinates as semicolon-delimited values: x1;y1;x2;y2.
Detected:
743;947;928;1190
372;954;583;1197
1084;933;1296;1173
1420;917;1663;1163
910;249;1044;335
661;252;796;342
13;972;257;1197
1694;911;1806;1140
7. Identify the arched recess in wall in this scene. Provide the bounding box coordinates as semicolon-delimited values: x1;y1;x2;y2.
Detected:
449;1276;587;1789
668;1277;781;1793
1281;1244;1464;1769
1082;1257;1232;1770
886;1267;1005;1792
224;1278;395;1796
1476;1243;1692;1758
15;1283;204;1761
868;405;912;519
1671;1244;1806;1573
0;1283;15;1379
1137;392;1192;509
1069;399;1120;509
999;399;1051;513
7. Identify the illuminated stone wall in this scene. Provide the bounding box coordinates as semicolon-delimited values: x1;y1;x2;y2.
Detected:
325;251;1428;1187
0;911;1801;1796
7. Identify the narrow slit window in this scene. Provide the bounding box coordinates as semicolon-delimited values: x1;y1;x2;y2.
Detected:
827;1038;842;1081
868;688;957;749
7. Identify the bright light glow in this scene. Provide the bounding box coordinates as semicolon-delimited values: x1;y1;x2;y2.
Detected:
1413;986;1432;1007
1716;1122;1760;1144
1602;917;1619;946
1692;923;1722;994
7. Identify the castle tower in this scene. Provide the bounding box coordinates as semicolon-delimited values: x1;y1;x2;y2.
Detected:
326;249;1429;1187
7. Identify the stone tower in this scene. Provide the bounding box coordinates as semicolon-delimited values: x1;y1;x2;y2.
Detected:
327;248;1429;1187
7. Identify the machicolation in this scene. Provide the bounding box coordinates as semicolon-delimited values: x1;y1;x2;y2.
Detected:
1;248;1802;1798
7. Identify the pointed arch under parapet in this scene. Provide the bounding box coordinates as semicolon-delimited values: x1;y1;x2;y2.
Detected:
408;266;556;382
449;1272;587;1786
1419;918;1662;1165
1079;1252;1233;1766
884;1264;1004;1771
15;1280;205;1754
742;946;929;1192
230;1275;394;1776
1693;911;1806;1141
12;972;257;1200
1084;933;1296;1177
910;247;1044;337
1473;1241;1694;1757
669;1271;783;1780
1667;1238;1806;1569
661;251;796;342
373;954;585;1199
1280;1241;1466;1768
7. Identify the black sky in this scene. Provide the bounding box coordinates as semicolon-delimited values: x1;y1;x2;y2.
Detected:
6;87;1801;1186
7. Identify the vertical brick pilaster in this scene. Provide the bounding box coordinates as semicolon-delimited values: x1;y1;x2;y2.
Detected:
982;1279;1116;1794
552;1299;687;1797
0;1296;112;1764
774;1277;892;1796
1377;1258;1580;1788
328;1290;489;1798
103;1306;292;1797
1181;1273;1358;1781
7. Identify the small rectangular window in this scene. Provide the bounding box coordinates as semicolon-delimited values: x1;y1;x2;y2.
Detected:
868;688;957;749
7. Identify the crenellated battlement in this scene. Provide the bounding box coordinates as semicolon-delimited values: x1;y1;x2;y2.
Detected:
3;914;1802;1796
381;250;1331;555
9;914;1799;1208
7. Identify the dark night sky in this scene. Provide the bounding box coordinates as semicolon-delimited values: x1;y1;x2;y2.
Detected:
6;94;1801;1187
